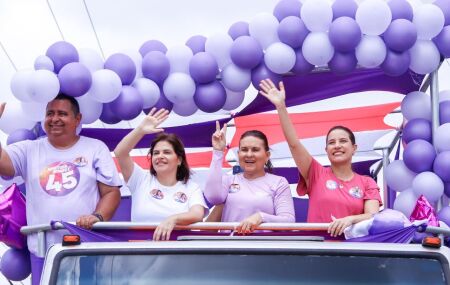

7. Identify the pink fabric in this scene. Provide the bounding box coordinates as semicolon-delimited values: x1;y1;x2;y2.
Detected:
204;150;295;223
409;195;439;226
297;159;382;222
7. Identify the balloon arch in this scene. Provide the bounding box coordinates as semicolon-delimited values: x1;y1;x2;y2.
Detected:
3;0;450;281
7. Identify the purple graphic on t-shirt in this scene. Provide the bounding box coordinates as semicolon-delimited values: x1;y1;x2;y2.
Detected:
39;161;80;196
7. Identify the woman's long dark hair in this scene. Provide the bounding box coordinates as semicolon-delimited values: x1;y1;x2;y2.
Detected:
239;130;273;172
147;133;191;183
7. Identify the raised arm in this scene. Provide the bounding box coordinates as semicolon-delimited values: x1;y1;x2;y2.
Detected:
259;79;313;181
204;121;229;205
113;108;169;182
0;103;16;177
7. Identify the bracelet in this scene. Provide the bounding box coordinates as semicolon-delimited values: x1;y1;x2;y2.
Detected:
92;213;104;222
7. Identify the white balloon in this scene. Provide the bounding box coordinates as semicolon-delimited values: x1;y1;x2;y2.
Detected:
412;172;444;203
401;91;431;121
355;0;392;36
205;33;233;69
78;48;104;73
10;69;33;102
413;4;445;40
76;94;103;124
221;63;251;92
302;32;334;66
28;70;60;103
0;101;36;134
89;69;122;103
264;42;296;74
435;123;450;153
355;35;386;68
163;72;196;104
20;101;47;122
166;45;193;74
34;55;54;71
301;0;333;32
393;189;418;217
132;78;160;108
249;13;280;49
409;40;440;75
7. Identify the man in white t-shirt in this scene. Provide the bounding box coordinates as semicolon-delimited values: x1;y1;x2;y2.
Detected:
0;95;121;284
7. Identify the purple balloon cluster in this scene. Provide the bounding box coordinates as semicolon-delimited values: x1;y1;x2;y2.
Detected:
9;0;450;128
387;91;450;218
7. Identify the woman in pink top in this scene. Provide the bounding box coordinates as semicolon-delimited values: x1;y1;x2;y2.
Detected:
204;122;295;234
259;79;381;237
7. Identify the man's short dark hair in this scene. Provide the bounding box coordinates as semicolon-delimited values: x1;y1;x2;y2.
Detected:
50;94;80;116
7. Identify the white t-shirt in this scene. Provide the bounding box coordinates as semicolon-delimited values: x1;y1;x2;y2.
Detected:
127;163;208;222
6;136;121;255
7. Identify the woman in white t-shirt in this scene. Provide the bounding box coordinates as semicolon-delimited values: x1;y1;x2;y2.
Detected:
114;108;208;241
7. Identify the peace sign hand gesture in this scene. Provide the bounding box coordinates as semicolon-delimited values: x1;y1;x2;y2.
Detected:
137;108;169;135
258;79;286;109
212;121;227;151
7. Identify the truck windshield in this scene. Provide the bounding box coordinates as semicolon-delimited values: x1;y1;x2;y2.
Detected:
54;253;447;285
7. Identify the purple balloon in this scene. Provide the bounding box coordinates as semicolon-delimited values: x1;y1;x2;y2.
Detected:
291;49;314;75
230;36;263;69
145;92;173;112
58;62;92;97
332;0;358;19
194;81;227;113
440;100;450;124
433;151;450;182
433;26;450;58
328;52;357;74
100;102;121;124
383;19;417;53
403;139;436;173
104;53;136;85
189;52;219;84
228;21;250;40
7;129;37;145
109;86;144;120
435;0;450;26
278;16;308;49
273;0;301;21
142;51;170;85
445;182;450;198
388;0;413;21
186;35;207;54
46;41;79;73
139;40;167;57
381;50;411;77
402;118;432;144
329;17;361;52
0;248;31;281
251;63;283;89
438;206;450;226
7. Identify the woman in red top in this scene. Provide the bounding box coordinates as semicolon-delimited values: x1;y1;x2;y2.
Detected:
259;79;381;237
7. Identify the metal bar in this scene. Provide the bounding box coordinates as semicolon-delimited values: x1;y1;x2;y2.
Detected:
381;148;390;208
0;40;18;71
21;222;330;235
37;231;47;258
82;0;105;59
46;0;65;41
372;130;401;177
424;225;450;237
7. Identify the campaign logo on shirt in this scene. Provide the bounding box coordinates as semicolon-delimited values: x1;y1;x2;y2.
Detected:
174;192;188;203
150;189;164;200
229;183;240;193
349;186;363;199
325;180;338;190
73;156;88;167
39;161;80;196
